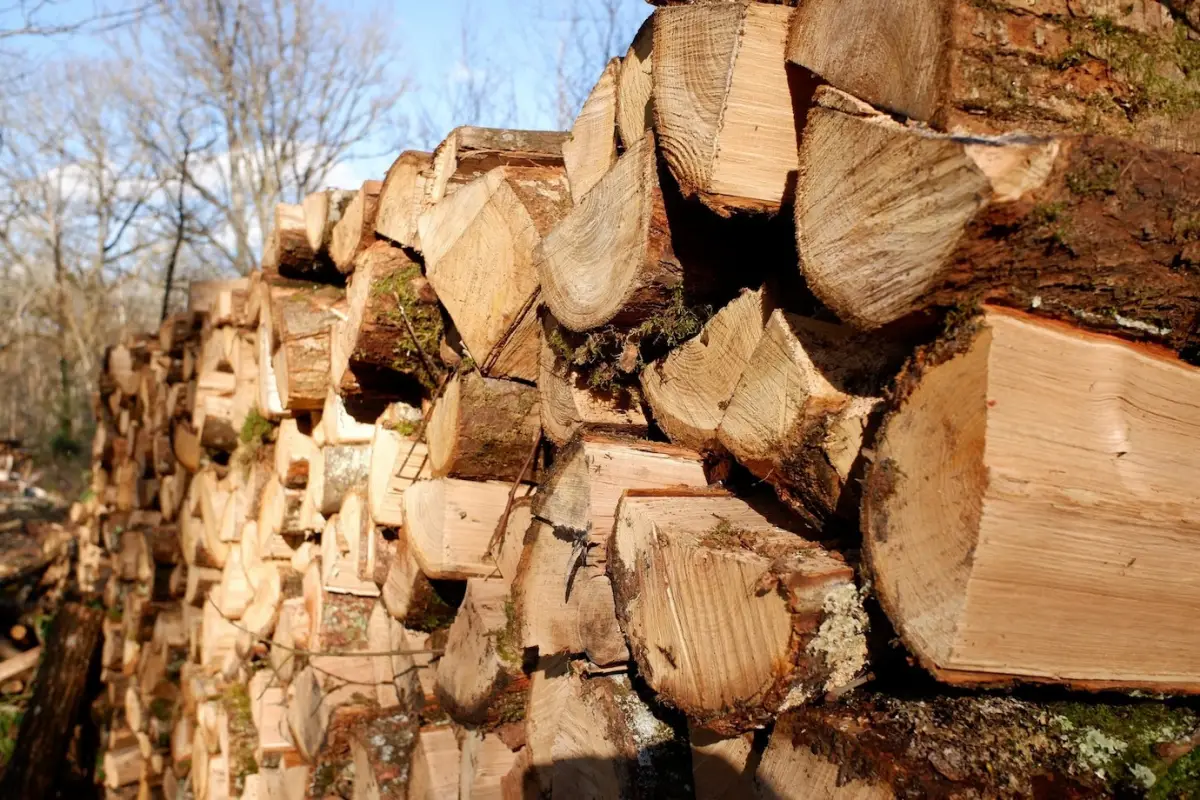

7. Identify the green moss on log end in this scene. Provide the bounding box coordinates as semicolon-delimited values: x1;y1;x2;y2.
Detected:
368;266;443;390
221;682;259;794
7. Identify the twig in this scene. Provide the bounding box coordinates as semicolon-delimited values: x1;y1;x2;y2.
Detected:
393;290;440;386
486;431;541;560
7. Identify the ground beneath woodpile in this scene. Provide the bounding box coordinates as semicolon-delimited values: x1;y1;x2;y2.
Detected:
0;487;81;783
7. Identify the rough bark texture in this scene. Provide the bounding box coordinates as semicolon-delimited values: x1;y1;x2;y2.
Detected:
786;0;1200;154
427;370;540;481
797;99;1200;353
0;603;103;800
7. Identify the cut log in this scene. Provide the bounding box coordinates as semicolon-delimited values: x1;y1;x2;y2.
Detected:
517;435;707;666
537;131;724;331
380;530;457;631
302;188;355;254
611;490;865;733
538;315;648;446
641;286;770;451
653;2;801;214
562;59;620;203
263;204;323;280
421;166;571;382
753;694;1193;799
367;402;429;527
423;126;567;212
321;388;386;446
348;707;418;800
0;603;103;800
173;419;202;473
523;662;690;798
427;371;540;481
864;306;1200;692
784;0;1200;154
271;284;345;410
403;478;533;580
274;417;318;489
616;15;655;149
330;180;383;273
375;150;433;250
308;443;372;517
409;725;460;800
434;578;523;724
718;309;904;524
331;241;443;394
795;94;1200;351
322;491;381;597
459;729;518;800
690;725;757;800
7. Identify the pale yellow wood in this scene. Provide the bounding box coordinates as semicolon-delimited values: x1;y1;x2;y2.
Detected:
409;726;460;800
757;717;893;800
434;578;517;721
616;16;654;149
690;725;757;800
653;3;798;213
422;166;569;381
641;286;769;450
561;59;620;203
613;491;864;732
403;478;532;580
375;150;433;250
367;402;429;527
459;729;517;800
867;307;1200;691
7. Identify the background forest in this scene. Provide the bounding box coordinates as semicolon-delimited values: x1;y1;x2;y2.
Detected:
0;0;647;487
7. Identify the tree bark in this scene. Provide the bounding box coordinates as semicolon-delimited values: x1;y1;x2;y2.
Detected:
786;0;1200;154
796;90;1200;352
427;370;540;481
0;603;103;800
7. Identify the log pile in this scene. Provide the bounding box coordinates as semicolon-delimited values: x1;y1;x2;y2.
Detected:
79;2;1200;797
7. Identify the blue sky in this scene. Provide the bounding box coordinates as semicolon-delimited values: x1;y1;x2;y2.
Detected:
2;0;649;186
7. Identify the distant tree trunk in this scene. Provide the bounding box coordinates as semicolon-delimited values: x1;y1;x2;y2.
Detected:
161;123;192;323
0;603;103;799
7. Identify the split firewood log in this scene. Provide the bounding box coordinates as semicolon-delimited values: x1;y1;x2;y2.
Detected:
515;435;706;666
795;89;1200;352
537;131;730;331
375;150;433;251
421;166;570;382
367;402;429;527
641;286;770;451
423;126;568;215
785;0;1200;154
321;388;386;446
409;725;460;800
524;659;690;797
717;309;905;525
863;306;1200;693
302;188;355;255
273;417;318;490
262;204;329;281
403;478;533;580
321;491;381;597
562;59;620;203
331;241;443;394
427;370;540;481
538;315;648;446
380;527;457;631
458;729;519;800
330;180;383;273
653;1;801;214
611;489;866;733
270;283;345;411
434;578;524;724
307;443;371;516
616;15;654;149
690;725;757;800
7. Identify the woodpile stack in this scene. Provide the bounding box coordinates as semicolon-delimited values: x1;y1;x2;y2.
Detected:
79;2;1200;797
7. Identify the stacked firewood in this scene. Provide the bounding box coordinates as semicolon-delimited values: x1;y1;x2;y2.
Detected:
81;1;1200;798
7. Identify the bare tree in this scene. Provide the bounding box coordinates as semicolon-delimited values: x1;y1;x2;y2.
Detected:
124;0;409;274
